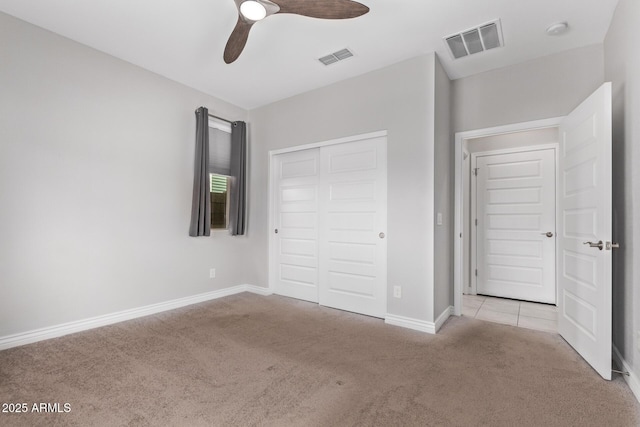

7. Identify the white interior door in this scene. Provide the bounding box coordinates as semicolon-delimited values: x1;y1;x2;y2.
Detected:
558;82;612;380
475;149;556;303
273;149;320;303
319;136;387;318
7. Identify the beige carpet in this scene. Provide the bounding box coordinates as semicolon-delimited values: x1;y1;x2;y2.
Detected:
1;293;638;426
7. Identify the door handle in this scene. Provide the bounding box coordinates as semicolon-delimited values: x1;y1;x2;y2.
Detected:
583;240;603;250
606;241;620;250
541;232;554;238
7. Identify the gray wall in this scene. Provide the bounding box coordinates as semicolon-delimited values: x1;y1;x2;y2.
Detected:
5;5;618;342
452;44;605;132
250;55;439;322
604;0;640;381
433;56;453;317
0;13;256;337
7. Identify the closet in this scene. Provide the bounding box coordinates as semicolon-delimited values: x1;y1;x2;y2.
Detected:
269;132;388;318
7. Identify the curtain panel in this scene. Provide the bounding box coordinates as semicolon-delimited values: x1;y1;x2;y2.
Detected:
189;107;211;236
229;121;247;235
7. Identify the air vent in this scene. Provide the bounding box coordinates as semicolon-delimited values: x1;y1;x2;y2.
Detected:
319;48;354;66
444;20;504;59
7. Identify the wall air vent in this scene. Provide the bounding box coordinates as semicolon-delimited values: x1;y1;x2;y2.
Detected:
444;19;504;60
319;48;354;66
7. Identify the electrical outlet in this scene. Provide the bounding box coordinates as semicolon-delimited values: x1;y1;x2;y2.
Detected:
209;268;216;279
393;286;402;298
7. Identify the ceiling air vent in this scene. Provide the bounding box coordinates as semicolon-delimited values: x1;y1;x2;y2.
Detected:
444;20;503;60
319;48;354;66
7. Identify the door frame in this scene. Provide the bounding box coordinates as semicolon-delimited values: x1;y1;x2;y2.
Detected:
469;145;558;298
268;130;388;295
453;118;563;316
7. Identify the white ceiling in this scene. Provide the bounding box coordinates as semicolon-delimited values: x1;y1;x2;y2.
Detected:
0;0;619;109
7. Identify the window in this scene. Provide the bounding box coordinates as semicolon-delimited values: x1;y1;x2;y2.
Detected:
210;174;229;229
208;118;232;230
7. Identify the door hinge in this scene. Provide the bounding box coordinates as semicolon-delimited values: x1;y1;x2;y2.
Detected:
475;219;478;226
475;269;478;277
612;369;630;376
473;168;479;176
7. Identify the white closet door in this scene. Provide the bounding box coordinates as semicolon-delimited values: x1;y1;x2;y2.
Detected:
273;149;320;303
319;136;387;318
476;149;556;303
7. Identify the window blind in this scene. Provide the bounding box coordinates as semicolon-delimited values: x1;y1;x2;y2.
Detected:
208;127;231;176
210;175;227;193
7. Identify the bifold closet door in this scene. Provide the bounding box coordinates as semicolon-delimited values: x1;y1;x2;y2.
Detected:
272;148;320;303
318;136;387;318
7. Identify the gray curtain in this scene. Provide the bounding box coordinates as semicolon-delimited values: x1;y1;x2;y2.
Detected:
189;107;211;236
229;121;247;235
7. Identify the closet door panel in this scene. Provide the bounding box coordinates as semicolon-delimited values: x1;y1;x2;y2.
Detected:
272;149;320;303
319;136;387;318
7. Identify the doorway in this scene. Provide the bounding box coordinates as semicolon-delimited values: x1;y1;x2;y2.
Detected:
454;81;614;381
460;125;560;331
455;118;563;316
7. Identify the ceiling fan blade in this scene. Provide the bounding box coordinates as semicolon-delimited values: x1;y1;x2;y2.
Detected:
272;0;369;19
224;16;254;64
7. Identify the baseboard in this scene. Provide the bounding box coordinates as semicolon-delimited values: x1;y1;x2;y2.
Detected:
434;305;454;332
385;305;454;334
0;284;270;351
385;314;435;334
612;344;640;403
245;284;273;296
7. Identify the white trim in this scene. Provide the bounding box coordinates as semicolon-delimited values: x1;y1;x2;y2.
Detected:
385;307;454;335
453;117;563;317
613;345;640;403
470;143;559;159
245;284;273;296
385;314;437;334
462;148;472;295
0;285;271;351
454;136;463;315
384;307;452;334
456;117;564;141
434;306;454;332
470;152;478;295
268;130;387;156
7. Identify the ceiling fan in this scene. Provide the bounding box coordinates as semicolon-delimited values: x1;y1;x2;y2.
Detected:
224;0;370;64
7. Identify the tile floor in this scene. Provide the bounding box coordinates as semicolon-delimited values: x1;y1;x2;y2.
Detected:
463;294;558;333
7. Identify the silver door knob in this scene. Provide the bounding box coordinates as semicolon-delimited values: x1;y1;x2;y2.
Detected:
379;232;385;239
583;240;603;250
541;232;554;238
